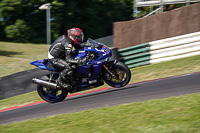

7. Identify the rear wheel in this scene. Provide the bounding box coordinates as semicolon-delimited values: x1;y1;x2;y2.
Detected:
102;61;131;88
37;75;68;103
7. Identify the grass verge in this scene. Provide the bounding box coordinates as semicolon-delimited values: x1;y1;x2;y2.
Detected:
131;54;200;83
0;92;200;133
0;42;48;77
0;54;200;111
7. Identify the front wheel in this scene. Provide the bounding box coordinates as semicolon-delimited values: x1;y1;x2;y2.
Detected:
37;75;68;103
102;61;131;88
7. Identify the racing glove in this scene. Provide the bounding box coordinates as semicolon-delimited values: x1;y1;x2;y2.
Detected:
66;55;89;66
78;55;89;65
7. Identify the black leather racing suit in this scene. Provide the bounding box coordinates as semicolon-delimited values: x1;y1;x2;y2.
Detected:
48;35;87;88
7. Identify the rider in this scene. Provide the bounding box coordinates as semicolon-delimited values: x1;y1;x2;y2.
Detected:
48;27;89;89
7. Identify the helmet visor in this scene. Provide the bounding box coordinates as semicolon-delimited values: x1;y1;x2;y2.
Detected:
77;32;84;43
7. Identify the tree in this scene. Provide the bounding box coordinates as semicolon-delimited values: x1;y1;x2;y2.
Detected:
0;0;133;43
0;0;49;43
5;19;32;42
51;0;133;40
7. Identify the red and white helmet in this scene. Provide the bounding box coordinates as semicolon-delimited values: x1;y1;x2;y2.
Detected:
67;27;84;45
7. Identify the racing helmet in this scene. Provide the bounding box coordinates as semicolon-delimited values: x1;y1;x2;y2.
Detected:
67;27;84;45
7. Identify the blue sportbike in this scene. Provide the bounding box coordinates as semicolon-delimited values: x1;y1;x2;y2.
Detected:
30;38;131;103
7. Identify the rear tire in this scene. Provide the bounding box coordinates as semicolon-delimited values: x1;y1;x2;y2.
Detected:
102;61;131;88
37;74;68;103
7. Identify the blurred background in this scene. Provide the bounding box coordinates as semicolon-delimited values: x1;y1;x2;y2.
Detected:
0;2;200;129
0;0;190;44
0;0;133;44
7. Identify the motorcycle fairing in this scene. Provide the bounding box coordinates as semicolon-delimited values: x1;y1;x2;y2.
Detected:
83;40;112;60
72;38;112;61
30;59;56;71
30;38;112;88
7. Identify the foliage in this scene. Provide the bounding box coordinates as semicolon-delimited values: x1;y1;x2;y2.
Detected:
0;0;193;43
136;4;186;18
0;0;133;43
5;19;32;42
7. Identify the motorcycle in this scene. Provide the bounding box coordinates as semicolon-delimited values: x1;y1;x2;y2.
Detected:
30;38;131;103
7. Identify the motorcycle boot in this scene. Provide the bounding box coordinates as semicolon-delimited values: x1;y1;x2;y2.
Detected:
66;70;77;89
57;69;70;89
57;76;69;89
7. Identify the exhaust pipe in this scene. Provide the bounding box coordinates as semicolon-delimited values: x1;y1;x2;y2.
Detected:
32;78;59;89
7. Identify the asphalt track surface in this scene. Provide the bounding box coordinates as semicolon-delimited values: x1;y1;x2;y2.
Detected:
0;72;199;125
0;68;49;100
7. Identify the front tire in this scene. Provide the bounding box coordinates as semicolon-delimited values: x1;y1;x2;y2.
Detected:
102;61;131;88
37;75;68;103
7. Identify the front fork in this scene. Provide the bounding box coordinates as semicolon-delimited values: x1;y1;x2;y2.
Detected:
103;65;117;79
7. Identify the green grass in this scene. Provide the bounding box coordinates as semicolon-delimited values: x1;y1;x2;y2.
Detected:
131;54;200;83
0;54;200;111
0;42;49;77
0;42;49;59
0;93;200;133
0;91;42;110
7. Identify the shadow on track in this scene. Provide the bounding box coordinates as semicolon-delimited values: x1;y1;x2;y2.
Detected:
0;50;22;56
